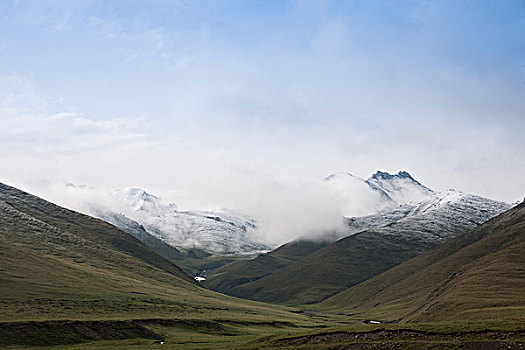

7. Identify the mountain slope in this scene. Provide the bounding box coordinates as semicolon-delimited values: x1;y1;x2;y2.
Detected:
92;208;251;277
321;201;525;323
75;170;430;255
0;182;305;327
96;187;269;255
92;209;186;262
204;239;330;293
206;170;435;291
0;183;192;283
207;190;510;305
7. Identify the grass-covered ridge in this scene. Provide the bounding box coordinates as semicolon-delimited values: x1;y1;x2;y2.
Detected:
204;239;329;293
318;201;525;323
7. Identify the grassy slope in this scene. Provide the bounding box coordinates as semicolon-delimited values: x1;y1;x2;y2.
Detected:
0;182;320;347
0;183;192;284
8;320;525;349
206;194;511;306
218;230;437;305
204;240;329;293
319;201;525;323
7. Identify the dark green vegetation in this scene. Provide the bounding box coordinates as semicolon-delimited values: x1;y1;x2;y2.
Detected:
173;250;246;278
206;222;453;305
0;320;161;346
319;201;525;323
204;239;329;293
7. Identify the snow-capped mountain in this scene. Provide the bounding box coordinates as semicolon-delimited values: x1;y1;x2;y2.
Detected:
344;189;511;242
366;170;434;204
95;188;269;255
325;172;394;216
65;169;511;257
325;170;434;217
323;170;510;242
112;187;177;217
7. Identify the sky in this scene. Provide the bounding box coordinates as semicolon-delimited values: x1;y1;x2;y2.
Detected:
1;1;524;241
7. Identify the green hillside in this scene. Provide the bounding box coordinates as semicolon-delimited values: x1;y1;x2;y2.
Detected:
91;210;186;263
0;183;319;347
206;194;509;306
320;201;525;323
208;229;438;305
204;239;329;293
0;182;194;284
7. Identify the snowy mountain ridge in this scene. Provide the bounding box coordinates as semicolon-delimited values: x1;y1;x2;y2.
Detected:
321;170;511;243
112;187;177;216
95;187;268;255
324;170;435;217
77;169;510;256
366;170;434;205
341;188;511;242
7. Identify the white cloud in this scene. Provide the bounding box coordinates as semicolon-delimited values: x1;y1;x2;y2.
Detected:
1;1;524;248
0;76;350;246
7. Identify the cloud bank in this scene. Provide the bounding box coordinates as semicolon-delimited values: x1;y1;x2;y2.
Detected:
1;1;524;245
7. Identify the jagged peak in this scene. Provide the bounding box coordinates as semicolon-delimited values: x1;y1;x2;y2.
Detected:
327;170;418;183
369;170;414;181
370;170;393;180
368;170;433;191
396;171;413;179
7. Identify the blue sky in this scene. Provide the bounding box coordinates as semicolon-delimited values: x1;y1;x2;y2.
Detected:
1;0;524;210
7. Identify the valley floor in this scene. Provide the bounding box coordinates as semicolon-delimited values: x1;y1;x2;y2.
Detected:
1;318;524;349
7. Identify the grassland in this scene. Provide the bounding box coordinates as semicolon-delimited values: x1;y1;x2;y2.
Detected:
3;319;524;349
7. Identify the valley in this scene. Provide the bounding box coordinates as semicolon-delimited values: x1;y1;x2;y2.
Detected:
3;1;524;348
1;176;523;349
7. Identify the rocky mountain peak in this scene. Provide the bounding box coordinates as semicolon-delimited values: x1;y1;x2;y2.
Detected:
370;170;414;181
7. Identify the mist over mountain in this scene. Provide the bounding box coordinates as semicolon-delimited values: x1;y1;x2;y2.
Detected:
19;170;511;257
205;185;511;305
94;187;268;255
324;170;435;217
